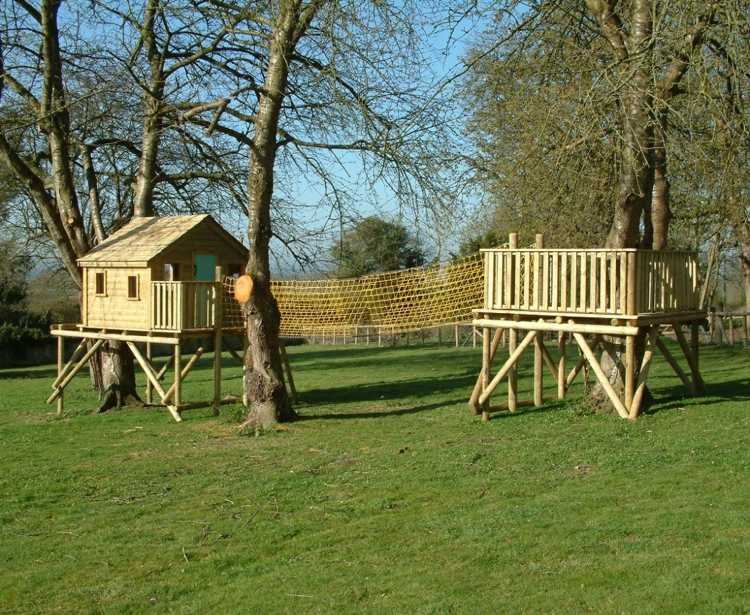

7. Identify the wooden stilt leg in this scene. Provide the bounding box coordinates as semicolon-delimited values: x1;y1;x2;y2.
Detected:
629;328;657;419
126;341;181;422
690;323;700;373
624;334;635;411
675;324;705;394
533;335;543;407
47;339;105;404
51;339;87;389
508;328;518;412
174;342;182;409
146;341;153;405
478;330;537;406
161;348;204;403
557;332;566;400
56;336;64;416
481;327;491;421
280;341;297;403
469;328;504;411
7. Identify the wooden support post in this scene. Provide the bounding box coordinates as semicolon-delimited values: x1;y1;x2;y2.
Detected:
280;341;297;403
480;327;491;420
572;332;629;419
624;334;635;411
534;234;544;407
729;315;735;345
690;322;700;374
146;341;153;405
533;335;544;407
469;328;504;411
174;342;182;409
655;336;693;394
126;341;181;422
56;336;64;416
478;330;537;407
51;339;87;389
557;332;566;400
629;328;657;419
508;328;517;412
213;274;223;416
455;324;459;348
47;339;105;404
162;348;204;402
675;324;705;394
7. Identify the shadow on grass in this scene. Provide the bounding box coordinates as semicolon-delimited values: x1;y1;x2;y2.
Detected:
647;377;750;415
0;367;59;380
300;372;476;407
297;398;465;421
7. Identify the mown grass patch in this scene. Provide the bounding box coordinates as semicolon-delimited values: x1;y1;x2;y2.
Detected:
1;341;749;613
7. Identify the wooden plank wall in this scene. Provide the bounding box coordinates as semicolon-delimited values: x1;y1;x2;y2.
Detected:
86;267;151;329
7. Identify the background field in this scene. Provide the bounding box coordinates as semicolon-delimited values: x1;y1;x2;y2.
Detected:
1;341;749;614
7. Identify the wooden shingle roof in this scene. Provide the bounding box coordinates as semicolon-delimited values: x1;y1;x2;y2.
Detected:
77;215;247;267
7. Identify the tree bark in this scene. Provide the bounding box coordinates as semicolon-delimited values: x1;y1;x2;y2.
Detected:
241;2;320;429
131;0;163;218
588;0;656;413
737;224;750;315
241;8;296;429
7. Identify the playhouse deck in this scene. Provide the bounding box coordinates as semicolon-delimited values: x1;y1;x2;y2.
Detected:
469;234;707;420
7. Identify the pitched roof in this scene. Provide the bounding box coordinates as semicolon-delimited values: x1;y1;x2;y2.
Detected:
77;215;247;266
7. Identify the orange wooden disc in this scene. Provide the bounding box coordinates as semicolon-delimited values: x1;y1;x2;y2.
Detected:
234;275;254;303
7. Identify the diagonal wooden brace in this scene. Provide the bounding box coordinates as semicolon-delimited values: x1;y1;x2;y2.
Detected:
572;332;629;419
162;348;204;403
51;339;87;390
477;330;537;407
126;342;182;422
47;339;105;404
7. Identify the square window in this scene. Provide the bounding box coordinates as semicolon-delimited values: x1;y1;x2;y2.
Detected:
95;272;106;296
127;275;139;300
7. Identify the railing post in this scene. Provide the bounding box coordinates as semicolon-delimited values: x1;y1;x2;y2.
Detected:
213;266;223;415
534;234;544;407
627;251;637;316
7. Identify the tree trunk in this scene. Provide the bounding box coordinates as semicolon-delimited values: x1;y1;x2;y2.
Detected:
651;117;671;250
737;224;750;315
241;6;304;430
591;0;655;414
97;341;141;412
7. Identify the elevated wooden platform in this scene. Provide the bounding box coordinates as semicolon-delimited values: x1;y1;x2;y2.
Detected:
470;234;707;420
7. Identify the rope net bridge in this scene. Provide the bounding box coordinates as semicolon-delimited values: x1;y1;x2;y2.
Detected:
221;253;485;337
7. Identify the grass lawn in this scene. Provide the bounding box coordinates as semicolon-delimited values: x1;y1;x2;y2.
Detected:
1;339;749;614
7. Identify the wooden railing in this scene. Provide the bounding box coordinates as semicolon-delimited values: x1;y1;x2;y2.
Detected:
151;282;220;330
482;248;700;317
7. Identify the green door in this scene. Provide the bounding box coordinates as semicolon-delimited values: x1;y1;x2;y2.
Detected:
194;254;217;327
194;254;217;281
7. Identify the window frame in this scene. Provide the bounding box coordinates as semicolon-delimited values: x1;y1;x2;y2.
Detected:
94;271;107;297
127;274;139;300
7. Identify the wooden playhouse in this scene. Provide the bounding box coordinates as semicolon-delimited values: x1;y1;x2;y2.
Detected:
48;215;256;421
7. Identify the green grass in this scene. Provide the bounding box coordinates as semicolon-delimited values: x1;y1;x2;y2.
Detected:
1;340;749;614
